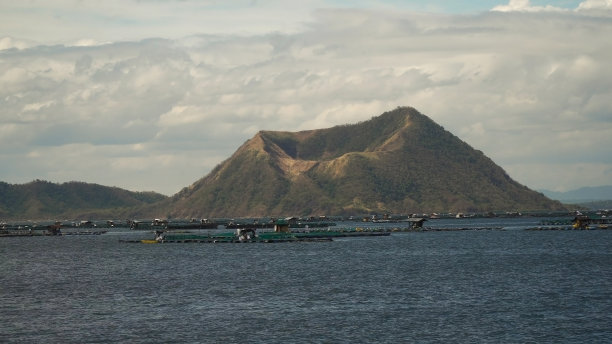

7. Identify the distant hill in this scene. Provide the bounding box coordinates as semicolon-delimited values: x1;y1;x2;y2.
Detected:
0;180;167;220
573;200;612;210
155;107;566;218
540;186;612;203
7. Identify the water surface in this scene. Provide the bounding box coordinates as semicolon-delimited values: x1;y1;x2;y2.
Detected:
1;219;611;343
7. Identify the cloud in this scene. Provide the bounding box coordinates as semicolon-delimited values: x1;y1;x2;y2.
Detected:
492;0;566;12
492;0;612;14
0;1;316;46
1;5;611;194
578;0;612;10
0;37;34;51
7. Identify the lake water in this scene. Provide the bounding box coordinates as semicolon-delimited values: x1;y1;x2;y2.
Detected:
1;218;611;343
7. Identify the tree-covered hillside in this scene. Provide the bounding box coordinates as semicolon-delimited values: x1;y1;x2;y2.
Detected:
0;180;167;220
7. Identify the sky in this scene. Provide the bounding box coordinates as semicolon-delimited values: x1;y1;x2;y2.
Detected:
1;0;611;195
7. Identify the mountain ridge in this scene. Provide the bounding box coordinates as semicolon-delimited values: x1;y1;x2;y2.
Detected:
159;107;565;218
1;107;569;220
0;180;167;220
540;186;612;202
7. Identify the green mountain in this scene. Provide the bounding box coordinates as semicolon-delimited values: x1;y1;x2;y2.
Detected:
159;107;566;218
0;180;167;220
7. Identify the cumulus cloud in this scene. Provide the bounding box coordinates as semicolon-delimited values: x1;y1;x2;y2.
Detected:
493;0;612;13
578;0;612;10
1;4;611;194
0;37;35;51
492;0;566;12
